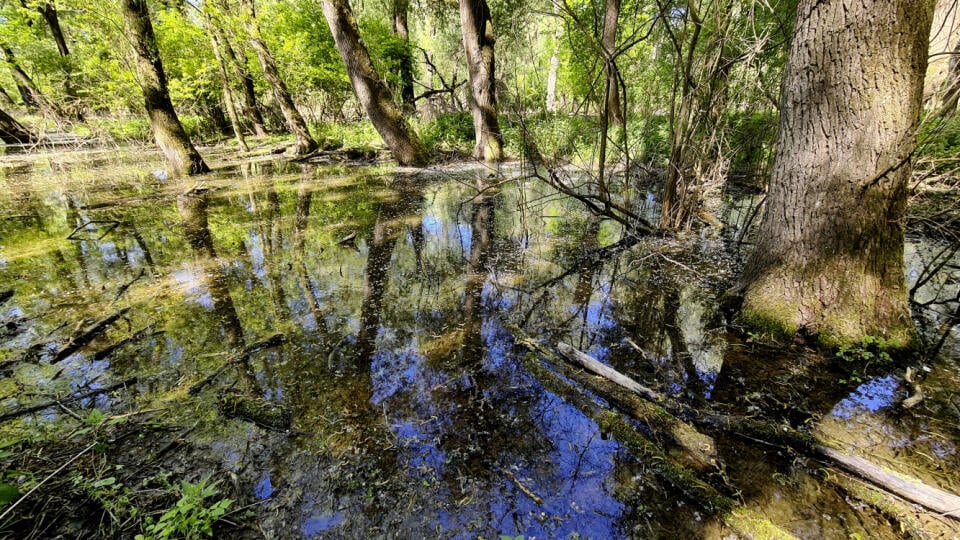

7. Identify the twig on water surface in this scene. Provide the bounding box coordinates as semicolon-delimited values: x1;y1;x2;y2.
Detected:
0;442;97;524
502;469;544;505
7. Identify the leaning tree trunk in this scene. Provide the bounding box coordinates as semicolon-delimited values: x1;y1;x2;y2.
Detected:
735;0;935;349
121;0;209;176
244;0;317;155
321;0;429;166
217;29;267;137
0;44;62;119
0;107;35;145
459;0;503;162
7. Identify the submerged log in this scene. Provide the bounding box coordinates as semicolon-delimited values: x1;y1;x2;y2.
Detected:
520;353;796;539
52;308;130;364
510;325;717;472
218;391;292;431
544;337;960;522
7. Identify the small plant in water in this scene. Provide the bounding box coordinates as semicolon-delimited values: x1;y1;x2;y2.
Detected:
836;335;894;384
136;476;232;540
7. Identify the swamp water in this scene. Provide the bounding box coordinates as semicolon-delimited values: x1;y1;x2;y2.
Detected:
0;148;958;538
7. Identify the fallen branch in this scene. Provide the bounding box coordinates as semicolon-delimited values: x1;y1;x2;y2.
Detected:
0;442;97;523
502;469;544;505
188;334;286;396
92;326;162;361
510;325;717;472
0;377;137;422
545;338;960;521
520;353;796;539
52;308;130;364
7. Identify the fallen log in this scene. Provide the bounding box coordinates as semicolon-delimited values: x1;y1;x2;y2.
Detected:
52;308;130;364
92;325;162;361
520;353;796;539
188;333;286;396
509;325;717;472
549;339;960;522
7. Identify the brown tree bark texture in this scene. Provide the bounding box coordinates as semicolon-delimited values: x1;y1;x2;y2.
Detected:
392;0;416;115
321;0;428;166
122;0;209;176
0;107;35;145
459;0;503;161
737;0;935;347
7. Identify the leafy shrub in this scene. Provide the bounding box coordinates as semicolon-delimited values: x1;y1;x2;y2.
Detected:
136;477;232;540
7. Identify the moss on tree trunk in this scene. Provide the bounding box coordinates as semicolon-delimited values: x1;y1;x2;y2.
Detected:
735;0;935;350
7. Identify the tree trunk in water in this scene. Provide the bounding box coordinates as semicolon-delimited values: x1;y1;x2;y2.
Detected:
321;0;429;166
209;27;249;152
217;30;267;137
121;0;209;176
459;0;503;161
735;0;935;348
244;0;317;155
392;0;416;115
0;107;35;145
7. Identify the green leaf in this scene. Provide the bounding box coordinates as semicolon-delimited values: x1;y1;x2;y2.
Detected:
0;483;20;505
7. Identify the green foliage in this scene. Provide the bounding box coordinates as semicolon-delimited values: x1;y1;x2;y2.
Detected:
136;477;232;540
501;114;600;162
418;112;474;151
836;335;895;366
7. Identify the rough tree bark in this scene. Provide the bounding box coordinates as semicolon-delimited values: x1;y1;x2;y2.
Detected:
121;0;209;175
243;0;317;155
321;0;429;166
734;0;935;348
459;0;503;161
392;0;416;115
0;44;61;118
0;107;35;145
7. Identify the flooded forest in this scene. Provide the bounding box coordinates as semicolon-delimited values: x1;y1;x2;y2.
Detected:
1;0;960;538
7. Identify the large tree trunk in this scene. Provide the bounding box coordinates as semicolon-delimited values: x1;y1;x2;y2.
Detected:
121;0;209;176
734;0;935;349
321;0;429;166
459;0;502;161
392;0;416;115
0;107;35;145
243;0;317;155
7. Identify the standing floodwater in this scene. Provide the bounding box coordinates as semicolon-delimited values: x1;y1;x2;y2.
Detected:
1;149;958;538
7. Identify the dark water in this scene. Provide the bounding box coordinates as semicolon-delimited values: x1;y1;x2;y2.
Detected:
0;149;958;538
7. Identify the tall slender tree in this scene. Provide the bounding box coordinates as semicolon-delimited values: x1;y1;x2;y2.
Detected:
459;0;503;162
121;0;209;175
321;0;429;166
734;0;936;348
242;0;318;155
392;0;416;115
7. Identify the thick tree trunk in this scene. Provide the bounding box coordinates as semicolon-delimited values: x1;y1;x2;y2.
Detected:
321;0;429;166
735;0;935;348
122;0;209;176
459;0;503;161
392;0;416;115
244;0;317;155
0;107;35;145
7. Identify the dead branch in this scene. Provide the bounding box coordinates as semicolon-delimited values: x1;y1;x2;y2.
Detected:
0;377;137;422
52;307;130;364
188;333;286;395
